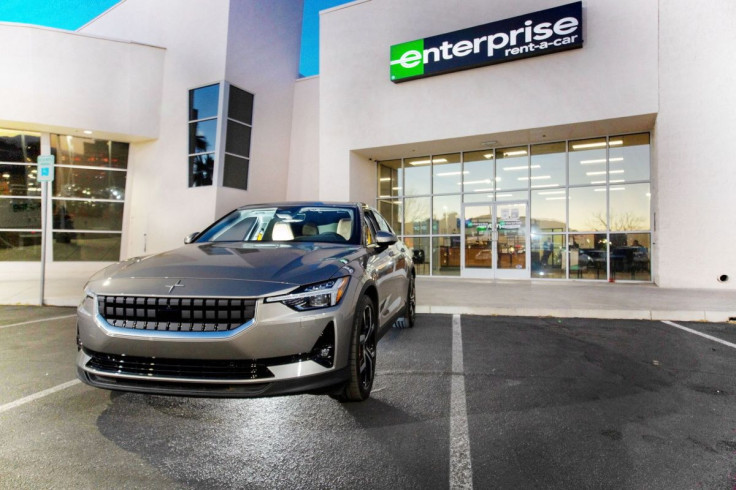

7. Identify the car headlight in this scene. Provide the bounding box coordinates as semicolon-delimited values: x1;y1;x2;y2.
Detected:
266;277;350;311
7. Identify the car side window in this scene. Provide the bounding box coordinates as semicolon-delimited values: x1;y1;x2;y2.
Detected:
363;215;377;246
367;208;394;234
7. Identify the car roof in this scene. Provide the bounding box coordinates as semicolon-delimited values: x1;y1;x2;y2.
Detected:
235;201;366;211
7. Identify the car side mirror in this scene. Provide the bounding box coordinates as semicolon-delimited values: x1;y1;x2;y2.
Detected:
375;230;397;247
184;232;199;244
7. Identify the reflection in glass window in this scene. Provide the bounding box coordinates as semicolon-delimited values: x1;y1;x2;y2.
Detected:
0;231;42;261
432;195;461;235
189;120;218;154
610;232;651;281
495;190;528;202
189;154;214;187
0;198;41;228
531;142;565;189
404;157;431;196
53;167;126;200
378;160;402;198
496;146;530;191
189;83;220;120
53;233;122;261
52;136;128;169
432;236;460;276
432;153;461;194
0;164;42;197
569;137;608;186
569;233;608;281
531;189;566;232
609;133;650;183
0;129;40;163
532;234;565;279
463;150;494;195
52;200;124;231
377;199;401;233
569;186;607;232
609;183;650;231
404;236;429;276
403;197;430;234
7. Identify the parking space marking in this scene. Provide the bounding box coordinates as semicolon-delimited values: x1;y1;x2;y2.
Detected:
450;314;473;489
0;314;76;330
662;321;736;349
0;379;80;415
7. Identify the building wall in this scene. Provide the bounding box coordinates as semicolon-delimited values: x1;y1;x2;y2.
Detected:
218;0;304;217
287;76;321;201
318;0;659;201
0;23;164;140
654;0;736;289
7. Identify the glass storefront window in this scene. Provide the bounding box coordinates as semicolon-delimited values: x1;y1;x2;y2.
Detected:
404;196;430;235
531;189;567;232
569;186;606;232
0;198;41;228
189;120;218;154
53;233;122;262
496;146;530;191
53;167;126;200
404;236;430;276
432;153;461;194
0;164;42;197
378;160;402;198
0;130;40;163
463;150;494;195
569;233;608;280
531;142;565;189
189;154;214;187
495;191;528;202
609;133;650;183
531;234;565;279
609;183;650;231
404;156;431;196
52;200;124;231
569;137;607;186
189;83;220;120
610;232;651;281
0;231;42;261
432;236;460;276
433;195;461;235
377;199;402;233
51;136;128;169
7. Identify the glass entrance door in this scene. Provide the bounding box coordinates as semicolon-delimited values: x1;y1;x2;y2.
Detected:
461;201;529;279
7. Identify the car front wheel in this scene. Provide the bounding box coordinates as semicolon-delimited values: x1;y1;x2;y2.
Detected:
331;294;376;402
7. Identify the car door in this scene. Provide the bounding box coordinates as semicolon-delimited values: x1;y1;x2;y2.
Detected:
363;209;404;326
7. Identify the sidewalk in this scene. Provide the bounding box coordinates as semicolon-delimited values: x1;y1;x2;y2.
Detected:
416;277;736;322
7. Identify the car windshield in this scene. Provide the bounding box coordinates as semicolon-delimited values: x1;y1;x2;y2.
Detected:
195;205;359;244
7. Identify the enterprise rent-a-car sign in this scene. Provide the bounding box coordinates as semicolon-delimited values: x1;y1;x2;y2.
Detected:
390;2;583;82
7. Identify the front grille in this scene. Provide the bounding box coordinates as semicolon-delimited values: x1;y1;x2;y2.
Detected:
97;295;256;332
85;349;274;380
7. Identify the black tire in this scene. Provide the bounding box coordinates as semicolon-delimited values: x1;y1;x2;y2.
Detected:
330;295;377;402
404;275;416;328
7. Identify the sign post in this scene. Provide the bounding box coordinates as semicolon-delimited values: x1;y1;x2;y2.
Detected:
37;155;55;306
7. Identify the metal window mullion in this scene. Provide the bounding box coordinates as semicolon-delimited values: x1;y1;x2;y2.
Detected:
214;82;227;188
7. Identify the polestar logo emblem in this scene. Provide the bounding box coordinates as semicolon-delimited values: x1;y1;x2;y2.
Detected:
165;280;184;294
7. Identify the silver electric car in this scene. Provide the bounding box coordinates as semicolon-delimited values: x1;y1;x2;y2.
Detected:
76;202;415;402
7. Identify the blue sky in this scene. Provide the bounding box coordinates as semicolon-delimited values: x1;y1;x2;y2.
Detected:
0;0;350;77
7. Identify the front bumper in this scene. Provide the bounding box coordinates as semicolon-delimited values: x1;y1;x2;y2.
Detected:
76;288;358;397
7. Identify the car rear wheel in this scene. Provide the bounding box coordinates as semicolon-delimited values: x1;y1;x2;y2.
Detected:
331;295;376;402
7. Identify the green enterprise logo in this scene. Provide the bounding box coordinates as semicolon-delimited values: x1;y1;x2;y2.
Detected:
390;39;425;81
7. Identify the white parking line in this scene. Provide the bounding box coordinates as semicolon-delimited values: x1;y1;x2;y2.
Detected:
662;321;736;349
0;379;81;415
0;314;76;330
450;314;473;489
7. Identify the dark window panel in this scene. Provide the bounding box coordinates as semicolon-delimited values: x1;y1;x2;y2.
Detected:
110;142;129;169
225;121;251;157
0;130;40;163
228;86;254;125
0;164;42;197
222;154;249;190
51;135;130;169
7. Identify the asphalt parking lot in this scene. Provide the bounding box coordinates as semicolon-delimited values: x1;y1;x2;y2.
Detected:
2;307;736;489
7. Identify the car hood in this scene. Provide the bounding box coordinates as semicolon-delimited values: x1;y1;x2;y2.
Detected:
86;242;363;298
